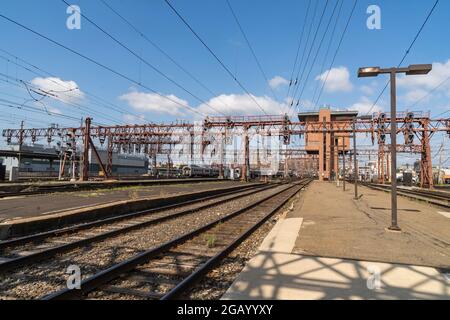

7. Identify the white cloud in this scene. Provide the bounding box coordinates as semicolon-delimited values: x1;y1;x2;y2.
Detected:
359;84;375;96
196;94;294;117
31;77;84;103
123;114;146;124
398;59;450;102
48;107;62;115
349;96;383;114
401;89;430;103
315;66;353;93
119;91;189;116
269;76;289;89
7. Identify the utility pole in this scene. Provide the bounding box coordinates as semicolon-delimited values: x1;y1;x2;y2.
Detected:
358;64;432;232
81;117;91;181
437;138;444;185
353;118;358;199
342;137;346;192
18;120;24;177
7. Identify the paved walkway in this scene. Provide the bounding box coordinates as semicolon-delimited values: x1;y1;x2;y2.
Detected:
0;181;241;222
223;181;450;300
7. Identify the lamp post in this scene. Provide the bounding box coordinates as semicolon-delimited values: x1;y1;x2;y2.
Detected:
357;64;432;231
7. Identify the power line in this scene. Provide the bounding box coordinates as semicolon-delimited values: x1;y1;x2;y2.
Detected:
0;12;206;118
99;0;232;113
365;0;440;115
311;0;344;106
163;0;269;115
294;0;341;106
434;109;450;117
225;0;278;102
290;0;330;108
289;0;319;104
410;76;450;109
0;98;83;122
0;72;125;125
0;47;149;122
285;0;312;103
60;0;223;117
314;0;358;110
286;0;319;114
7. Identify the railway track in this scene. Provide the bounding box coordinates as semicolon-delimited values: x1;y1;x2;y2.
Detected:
361;183;450;208
0;183;271;273
0;178;222;198
40;179;311;300
0;180;310;299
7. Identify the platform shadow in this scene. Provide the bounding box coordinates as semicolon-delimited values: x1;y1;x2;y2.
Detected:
223;251;450;300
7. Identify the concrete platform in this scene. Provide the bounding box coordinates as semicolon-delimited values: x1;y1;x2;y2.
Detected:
0;181;241;222
0;181;257;239
222;181;450;300
293;181;450;268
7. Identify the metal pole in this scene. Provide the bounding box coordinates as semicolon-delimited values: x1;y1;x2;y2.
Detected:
389;71;400;231
342;136;346;192
82;117;91;181
353;118;358;199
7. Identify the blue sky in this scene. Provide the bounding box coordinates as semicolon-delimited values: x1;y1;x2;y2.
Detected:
0;0;448;164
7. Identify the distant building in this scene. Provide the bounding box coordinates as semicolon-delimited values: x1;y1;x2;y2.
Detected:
298;108;358;181
0;144;149;180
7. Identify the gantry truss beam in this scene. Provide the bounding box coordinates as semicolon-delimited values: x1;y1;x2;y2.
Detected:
4;118;449;143
2;114;449;186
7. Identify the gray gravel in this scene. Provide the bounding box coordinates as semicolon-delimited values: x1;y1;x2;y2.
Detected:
183;192;304;300
0;184;288;300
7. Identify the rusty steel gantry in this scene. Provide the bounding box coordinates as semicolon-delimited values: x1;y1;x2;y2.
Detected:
2;113;449;187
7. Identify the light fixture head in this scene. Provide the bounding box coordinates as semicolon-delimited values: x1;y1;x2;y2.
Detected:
406;64;432;75
357;67;381;78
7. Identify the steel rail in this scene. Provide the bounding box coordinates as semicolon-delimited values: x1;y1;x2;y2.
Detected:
0;183;262;249
0;184;274;273
361;182;449;208
161;179;313;300
42;179;310;300
0;178;222;199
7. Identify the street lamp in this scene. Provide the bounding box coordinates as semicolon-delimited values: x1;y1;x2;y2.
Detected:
357;64;432;231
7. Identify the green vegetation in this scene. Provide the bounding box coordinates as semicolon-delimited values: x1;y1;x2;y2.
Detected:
204;234;217;248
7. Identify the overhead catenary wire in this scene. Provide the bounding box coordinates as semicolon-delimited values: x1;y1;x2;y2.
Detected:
0;47;149;123
364;0;440;116
0;72;125;125
99;0;232;113
225;0;279;102
314;0;358;110
310;0;344;107
0;98;84;123
290;0;330;108
59;0;223;117
409;75;450;110
163;0;269;115
285;0;312;103
287;0;320;109
0;12;206;118
294;0;341;107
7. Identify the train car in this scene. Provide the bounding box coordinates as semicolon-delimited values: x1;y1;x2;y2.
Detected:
150;167;182;178
181;165;221;178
